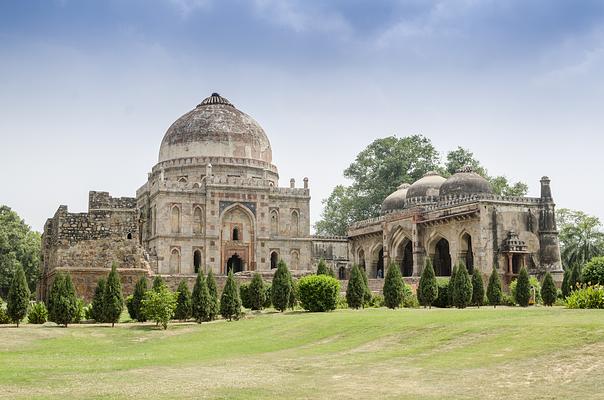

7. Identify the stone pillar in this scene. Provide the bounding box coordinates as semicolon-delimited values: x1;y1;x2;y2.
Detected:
290;178;295;188
412;221;423;276
538;176;563;275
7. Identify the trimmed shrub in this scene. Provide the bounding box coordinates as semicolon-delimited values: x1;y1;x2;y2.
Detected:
206;270;220;321
220;270;242;321
514;267;531;307
471;271;485;307
502;293;516;306
433;278;451;308
541;272;557;306
510;275;542;305
569;264;582;292
419;258;438;308
298;274;339;312
90;278;106;322
263;284;272;309
487;267;503;308
7;264;30;326
583;257;604;286
346;265;366;309
448;264;458;306
288;277;298;310
0;299;10;324
368;294;385;308
239;283;251;309
141;285;176;329
249;273;266;311
28;301;48;324
402;287;419;308
272;260;292;312
561;267;571;298
336;295;348;309
48;272;78;327
72;298;85;323
360;267;371;305
174;280;192;321
130;277;148;322
565;284;604;309
452;262;472;309
383;262;405;309
83;303;93;320
103;263;124;327
191;271;211;323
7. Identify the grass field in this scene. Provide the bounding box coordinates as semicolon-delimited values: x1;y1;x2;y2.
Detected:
1;307;603;399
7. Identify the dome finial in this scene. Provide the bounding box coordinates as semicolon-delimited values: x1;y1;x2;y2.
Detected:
197;92;234;108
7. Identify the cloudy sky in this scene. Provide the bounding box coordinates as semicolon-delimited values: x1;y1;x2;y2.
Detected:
1;0;604;232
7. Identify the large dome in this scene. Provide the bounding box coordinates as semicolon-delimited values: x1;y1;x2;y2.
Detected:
381;183;410;213
439;166;493;197
406;171;446;199
158;93;272;163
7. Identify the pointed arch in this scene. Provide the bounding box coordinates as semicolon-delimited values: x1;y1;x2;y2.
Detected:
193;206;203;235
290;250;300;270
171;205;181;234
460;231;474;274
290;210;300;237
193;249;202;274
169;248;181;274
427;233;451;276
270;209;279;236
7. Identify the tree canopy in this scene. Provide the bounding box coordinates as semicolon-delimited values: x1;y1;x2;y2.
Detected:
315;138;528;236
0;206;41;297
556;208;604;269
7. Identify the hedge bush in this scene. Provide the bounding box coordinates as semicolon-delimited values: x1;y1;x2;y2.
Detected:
541;272;557;306
28;301;48;324
297;274;339;312
239;283;251;309
565;284;604;309
433;278;451;308
583;257;604;286
510;274;542;305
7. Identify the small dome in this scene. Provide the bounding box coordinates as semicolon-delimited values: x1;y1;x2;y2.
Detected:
158;93;272;164
439;166;493;197
381;183;411;213
406;171;446;199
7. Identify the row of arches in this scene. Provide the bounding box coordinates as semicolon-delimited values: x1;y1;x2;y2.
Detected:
270;209;300;237
356;232;475;278
169;205;204;235
168;249;302;274
268;250;300;270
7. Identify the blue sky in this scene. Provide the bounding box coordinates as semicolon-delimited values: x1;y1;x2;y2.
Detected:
1;0;604;231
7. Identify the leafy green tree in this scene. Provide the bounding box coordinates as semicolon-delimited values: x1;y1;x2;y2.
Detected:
541;272;557;306
487;268;503;308
346;265;366;309
488;176;528;197
569;263;582;292
271;260;292;312
191;271;211;323
141;285;176;330
249;273;266;311
471;270;485;307
452;262;472;309
561;267;571;298
152;275;165;292
0;206;41;297
316;259;333;276
174;280;192;321
556;208;604;269
220;270;241;321
419;259;438;308
583;256;604;285
130;277;147;322
103;263;124;327
383;262;405;309
27;301;48;324
90;278;106;322
7;264;30;326
48;273;78;327
206;270;220;320
515;267;531;307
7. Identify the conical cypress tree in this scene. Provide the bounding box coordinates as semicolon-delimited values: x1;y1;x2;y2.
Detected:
131;277;147;322
448;264;458;306
360;266;371;305
288;276;297;309
220;270;242;321
152;275;165;292
7;264;30;327
191;271;211;323
103;263;124;327
272;260;292;312
452;261;472;309
383;262;404;309
174;280;192;321
515;266;531;307
471;270;485;307
541;272;557;306
486;267;503;308
316;259;329;276
206;270;220;321
249;273;266;311
346;265;365;309
561;267;571;298
49;273;78;327
419;258;438;308
569;264;581;292
90;278;106;322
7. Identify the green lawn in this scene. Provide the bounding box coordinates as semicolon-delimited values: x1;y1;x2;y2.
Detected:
1;307;603;399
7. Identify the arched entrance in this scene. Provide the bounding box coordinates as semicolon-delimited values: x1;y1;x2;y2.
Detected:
270;251;278;269
358;249;366;271
193;250;202;274
461;233;474;274
401;241;413;277
376;248;384;278
338;266;346;280
226;254;243;274
433;238;451;276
